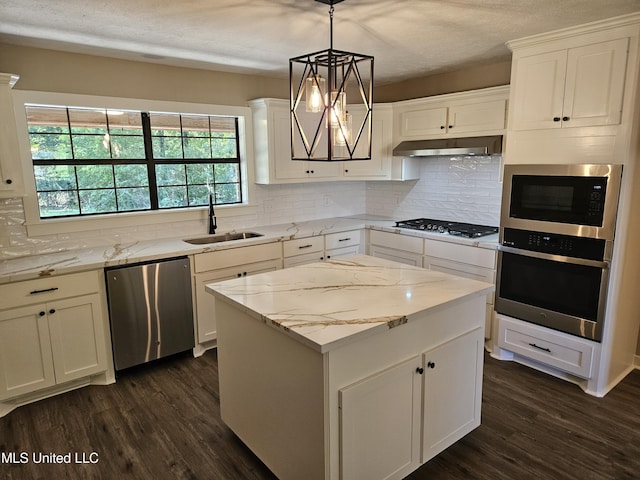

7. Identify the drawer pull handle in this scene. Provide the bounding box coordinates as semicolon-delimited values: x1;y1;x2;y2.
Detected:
427;361;436;369
49;309;56;315
298;244;313;249
338;238;351;242
529;343;551;353
39;311;46;317
416;367;424;375
30;287;59;295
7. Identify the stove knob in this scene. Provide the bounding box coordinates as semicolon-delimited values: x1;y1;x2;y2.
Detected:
438;226;446;233
426;224;434;230
419;224;426;230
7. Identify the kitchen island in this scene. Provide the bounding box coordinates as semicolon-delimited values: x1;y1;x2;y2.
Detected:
205;254;493;480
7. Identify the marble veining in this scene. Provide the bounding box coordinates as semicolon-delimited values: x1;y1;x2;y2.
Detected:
0;215;498;285
206;255;493;353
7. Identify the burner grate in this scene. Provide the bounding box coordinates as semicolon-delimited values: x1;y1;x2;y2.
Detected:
395;218;498;238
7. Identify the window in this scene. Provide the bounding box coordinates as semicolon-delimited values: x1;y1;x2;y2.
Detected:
26;104;242;218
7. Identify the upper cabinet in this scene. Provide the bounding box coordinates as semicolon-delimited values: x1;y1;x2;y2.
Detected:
504;14;640;165
393;86;509;142
0;73;25;197
509;39;628;130
250;98;415;184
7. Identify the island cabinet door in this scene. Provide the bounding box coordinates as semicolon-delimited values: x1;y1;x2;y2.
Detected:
421;328;483;462
339;355;422;480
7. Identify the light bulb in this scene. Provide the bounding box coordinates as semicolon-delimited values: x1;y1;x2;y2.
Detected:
305;75;326;113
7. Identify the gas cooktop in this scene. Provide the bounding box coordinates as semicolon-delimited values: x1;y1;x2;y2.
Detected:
395;218;498;238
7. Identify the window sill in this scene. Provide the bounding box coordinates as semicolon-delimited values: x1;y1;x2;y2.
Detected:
25;203;259;237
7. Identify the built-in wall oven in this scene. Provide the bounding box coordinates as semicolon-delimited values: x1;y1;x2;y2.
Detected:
495;164;622;342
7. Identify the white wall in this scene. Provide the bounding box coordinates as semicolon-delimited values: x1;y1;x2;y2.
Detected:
367;155;502;226
0;156;502;260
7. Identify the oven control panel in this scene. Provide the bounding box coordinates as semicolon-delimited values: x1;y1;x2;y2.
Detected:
502;228;606;261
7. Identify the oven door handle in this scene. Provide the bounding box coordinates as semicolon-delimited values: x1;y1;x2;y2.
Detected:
497;245;609;269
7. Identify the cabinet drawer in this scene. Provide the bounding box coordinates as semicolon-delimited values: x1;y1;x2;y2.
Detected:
425;256;495;304
497;315;594;379
324;230;361;250
424;239;496;269
194;242;281;273
283;236;324;258
0;270;102;311
370;230;423;254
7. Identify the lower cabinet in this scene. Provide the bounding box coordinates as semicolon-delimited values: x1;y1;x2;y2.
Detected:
0;272;109;401
339;356;422;480
368;230;424;266
192;242;282;349
194;259;281;344
423;239;497;340
496;314;594;379
283;230;363;268
421;329;482;461
339;328;483;479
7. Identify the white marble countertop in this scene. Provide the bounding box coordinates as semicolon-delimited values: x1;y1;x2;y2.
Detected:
0;215;498;284
206;254;494;353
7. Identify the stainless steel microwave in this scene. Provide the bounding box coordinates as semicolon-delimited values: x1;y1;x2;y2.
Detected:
501;164;623;240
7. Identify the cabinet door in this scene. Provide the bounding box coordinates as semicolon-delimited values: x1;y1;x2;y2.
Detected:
325;245;359;261
274;106;310;180
369;245;422;267
342;107;391;178
340;355;422;480
399;107;448;139
448;99;506;134
194;260;280;344
0;304;56;400
562;38;628;128
47;294;108;384
0;73;24;196
510;50;567;130
422;328;483;462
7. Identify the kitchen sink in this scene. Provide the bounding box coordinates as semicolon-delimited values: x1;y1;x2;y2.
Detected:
183;232;263;245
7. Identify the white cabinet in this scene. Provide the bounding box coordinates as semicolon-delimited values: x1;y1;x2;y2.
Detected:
192;242;282;351
496;314;594;379
283;230;363;268
0;73;25;196
339;355;422;480
394;86;509;142
252;99;339;183
341;104;393;179
283;235;325;267
338;327;484;480
251;98;412;183
324;229;362;260
0;271;109;401
421;329;483;461
423;239;497;340
509;38;628;130
369;230;424;267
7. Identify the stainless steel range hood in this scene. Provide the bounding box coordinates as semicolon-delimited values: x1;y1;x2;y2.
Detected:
392;135;503;157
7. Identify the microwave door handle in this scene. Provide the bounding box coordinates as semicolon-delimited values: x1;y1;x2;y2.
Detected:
497;245;610;269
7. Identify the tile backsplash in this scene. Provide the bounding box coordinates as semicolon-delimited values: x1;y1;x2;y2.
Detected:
0;155;502;260
367;155;502;225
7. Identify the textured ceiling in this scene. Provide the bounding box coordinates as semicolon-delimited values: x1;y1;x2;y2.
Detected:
1;0;639;85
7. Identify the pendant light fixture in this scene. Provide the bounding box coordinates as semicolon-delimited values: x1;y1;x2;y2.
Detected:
289;0;374;161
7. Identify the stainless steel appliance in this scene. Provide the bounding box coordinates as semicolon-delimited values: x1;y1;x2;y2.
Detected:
395;218;498;238
501;163;622;239
393;135;503;157
496;164;623;342
105;257;195;370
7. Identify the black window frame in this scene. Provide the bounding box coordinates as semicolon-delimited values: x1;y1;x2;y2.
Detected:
27;104;243;219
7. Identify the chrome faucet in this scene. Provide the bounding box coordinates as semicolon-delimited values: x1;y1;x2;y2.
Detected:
208;194;217;234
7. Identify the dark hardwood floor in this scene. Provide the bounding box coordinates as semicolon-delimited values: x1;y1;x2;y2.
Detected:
1;349;639;480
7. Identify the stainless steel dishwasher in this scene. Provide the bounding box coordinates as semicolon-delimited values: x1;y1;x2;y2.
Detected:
105;256;194;371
